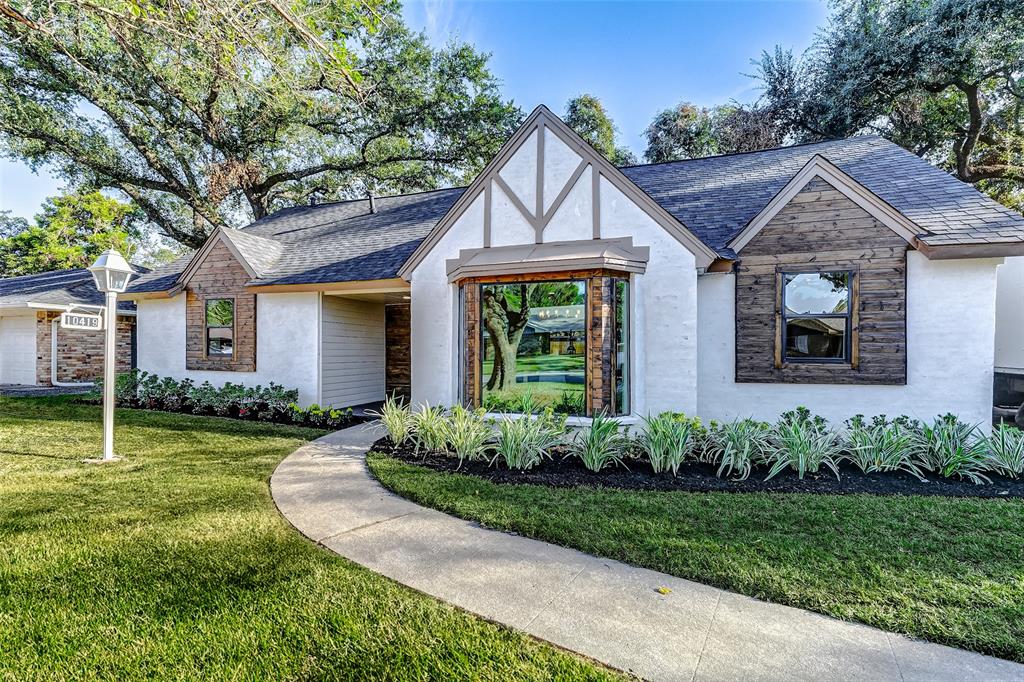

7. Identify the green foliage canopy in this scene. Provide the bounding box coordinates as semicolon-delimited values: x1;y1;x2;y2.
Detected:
0;190;143;277
643;102;784;163
564;94;637;165
756;0;1024;208
0;0;522;247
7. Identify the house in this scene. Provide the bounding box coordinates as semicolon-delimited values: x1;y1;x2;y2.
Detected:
124;106;1024;427
0;268;136;386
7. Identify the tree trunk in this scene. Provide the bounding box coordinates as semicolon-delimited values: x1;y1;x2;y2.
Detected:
482;285;529;393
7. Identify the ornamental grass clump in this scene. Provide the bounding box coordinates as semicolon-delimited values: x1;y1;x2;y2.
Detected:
639;412;697;476
766;410;842;481
985;423;1024;478
411;403;449;454
445;406;493;466
368;395;414;446
705;418;771;481
843;414;925;480
491;410;565;471
913;414;991;484
569;411;629;473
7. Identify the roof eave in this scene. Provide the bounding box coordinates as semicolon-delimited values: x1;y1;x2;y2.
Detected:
913;239;1024;260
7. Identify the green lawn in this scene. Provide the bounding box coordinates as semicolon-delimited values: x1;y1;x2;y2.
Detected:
368;454;1024;663
482;353;585;407
0;397;615;680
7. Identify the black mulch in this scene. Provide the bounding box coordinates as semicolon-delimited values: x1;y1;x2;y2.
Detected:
371;437;1024;499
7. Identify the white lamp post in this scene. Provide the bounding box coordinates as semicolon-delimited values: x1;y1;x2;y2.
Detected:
88;250;135;461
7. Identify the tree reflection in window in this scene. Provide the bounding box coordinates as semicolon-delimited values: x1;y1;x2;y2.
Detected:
481;281;586;414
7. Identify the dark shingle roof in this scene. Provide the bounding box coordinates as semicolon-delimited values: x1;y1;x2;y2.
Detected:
622;135;1024;252
0;268;136;311
128;136;1024;292
128;188;464;292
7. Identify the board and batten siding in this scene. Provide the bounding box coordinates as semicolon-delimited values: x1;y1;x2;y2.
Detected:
735;177;909;385
320;296;386;407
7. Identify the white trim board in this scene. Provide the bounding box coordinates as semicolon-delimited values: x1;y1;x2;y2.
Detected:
728;155;922;254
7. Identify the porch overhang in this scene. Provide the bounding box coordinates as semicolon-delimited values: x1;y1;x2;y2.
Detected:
445;238;650;283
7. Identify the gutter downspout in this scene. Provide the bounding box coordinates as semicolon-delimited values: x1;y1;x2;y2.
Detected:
51;318;94;388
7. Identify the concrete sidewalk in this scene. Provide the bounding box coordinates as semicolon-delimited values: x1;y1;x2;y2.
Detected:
270;424;1024;681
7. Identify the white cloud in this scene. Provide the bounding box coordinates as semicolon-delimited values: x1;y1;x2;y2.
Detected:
404;0;475;46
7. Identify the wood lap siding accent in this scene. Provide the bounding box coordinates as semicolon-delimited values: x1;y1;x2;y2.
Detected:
385;304;411;401
185;240;256;372
321;296;385;406
736;178;908;385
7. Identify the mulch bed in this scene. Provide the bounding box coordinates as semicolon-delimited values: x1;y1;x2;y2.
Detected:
372;437;1024;499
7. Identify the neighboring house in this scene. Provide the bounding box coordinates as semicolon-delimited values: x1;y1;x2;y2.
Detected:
0;269;136;386
125;106;1024;426
995;257;1024;410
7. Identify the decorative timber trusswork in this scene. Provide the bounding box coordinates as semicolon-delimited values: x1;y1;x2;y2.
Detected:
385;303;411;401
459;268;626;415
185;239;257;372
735;178;909;385
397;105;718;280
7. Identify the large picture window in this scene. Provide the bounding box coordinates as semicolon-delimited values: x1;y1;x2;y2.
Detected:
781;271;851;363
205;298;235;357
481;280;586;414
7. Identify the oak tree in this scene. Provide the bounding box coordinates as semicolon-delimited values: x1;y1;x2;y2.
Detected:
0;0;521;247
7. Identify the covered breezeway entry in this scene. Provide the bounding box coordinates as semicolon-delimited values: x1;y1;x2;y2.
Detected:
319;280;411;410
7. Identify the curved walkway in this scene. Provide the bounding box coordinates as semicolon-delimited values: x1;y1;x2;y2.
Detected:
271;424;1023;682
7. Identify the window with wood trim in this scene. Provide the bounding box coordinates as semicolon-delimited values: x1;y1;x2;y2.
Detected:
205;298;235;357
480;280;587;415
461;269;632;416
779;271;852;364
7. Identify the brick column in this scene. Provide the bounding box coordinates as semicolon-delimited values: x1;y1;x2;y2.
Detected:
462;283;480;407
587;277;614;416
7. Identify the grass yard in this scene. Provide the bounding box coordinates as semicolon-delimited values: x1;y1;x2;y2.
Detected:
482;354;585;408
0;397;615;680
368;453;1024;663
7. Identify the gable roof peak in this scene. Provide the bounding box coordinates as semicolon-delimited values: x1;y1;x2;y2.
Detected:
397;103;719;278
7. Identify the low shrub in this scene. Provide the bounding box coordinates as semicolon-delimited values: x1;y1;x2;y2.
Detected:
90;369;345;428
986;423;1024;479
639;412;697;476
445;406;493;466
412;403;449;453
705;418;771;481
491;410;565;471
553;389;585;415
913;414;991;484
843;415;926;481
568;411;629;472
369;395;414;446
766;414;842;481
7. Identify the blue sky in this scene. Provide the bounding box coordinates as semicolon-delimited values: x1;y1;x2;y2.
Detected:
0;0;827;221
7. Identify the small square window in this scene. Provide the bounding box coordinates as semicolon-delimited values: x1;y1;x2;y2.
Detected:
781;272;852;363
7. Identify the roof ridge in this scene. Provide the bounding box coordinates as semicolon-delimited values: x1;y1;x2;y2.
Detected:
618;135;888;171
0;267;90;283
250;186;468;227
